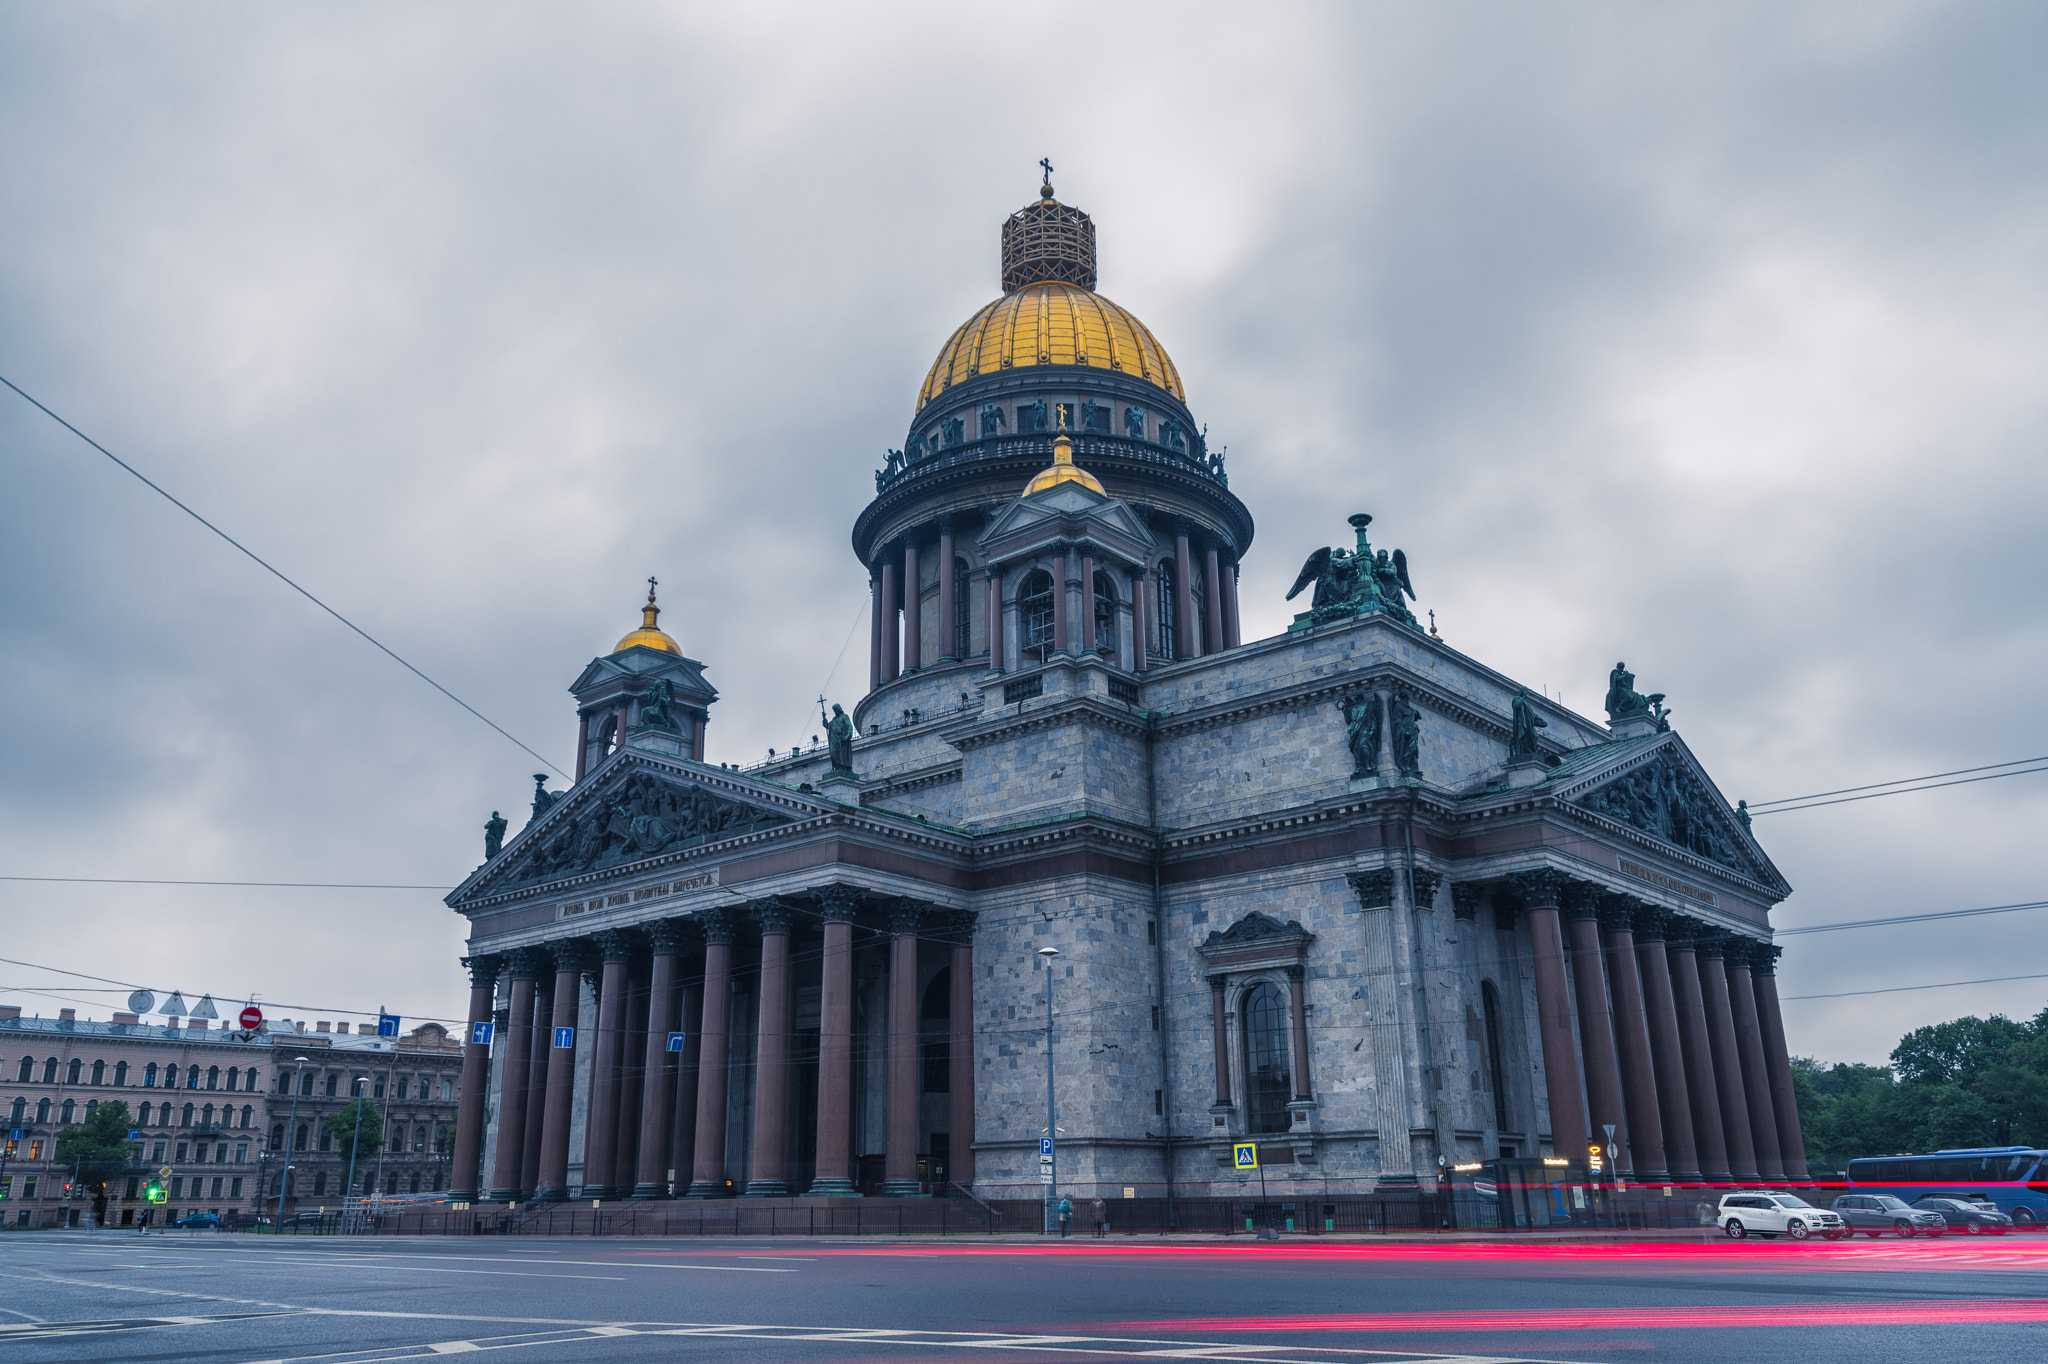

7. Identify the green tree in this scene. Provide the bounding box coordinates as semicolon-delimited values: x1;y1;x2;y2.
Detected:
322;1100;385;1165
1890;1015;2029;1087
57;1100;135;1201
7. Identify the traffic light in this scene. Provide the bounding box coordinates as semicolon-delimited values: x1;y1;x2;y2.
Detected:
144;1181;166;1204
63;1181;74;1199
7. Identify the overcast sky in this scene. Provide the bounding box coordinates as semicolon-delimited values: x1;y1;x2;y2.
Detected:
3;3;2044;1066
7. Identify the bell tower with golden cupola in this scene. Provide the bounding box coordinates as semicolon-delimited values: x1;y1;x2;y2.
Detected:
566;579;719;780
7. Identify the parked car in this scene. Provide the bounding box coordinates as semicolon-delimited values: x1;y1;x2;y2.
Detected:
275;1213;332;1231
1912;1196;2013;1235
1718;1192;1849;1240
172;1211;220;1229
1831;1194;1948;1237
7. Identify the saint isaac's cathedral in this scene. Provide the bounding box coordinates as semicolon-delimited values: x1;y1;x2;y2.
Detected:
444;178;1807;1210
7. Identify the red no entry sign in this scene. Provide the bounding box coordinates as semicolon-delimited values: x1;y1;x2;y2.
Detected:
239;1005;264;1030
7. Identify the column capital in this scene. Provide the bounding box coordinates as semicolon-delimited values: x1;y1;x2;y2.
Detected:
936;513;955;534
1346;868;1394;910
1748;941;1783;975
1559;878;1604;919
886;899;926;937
1722;936;1764;972
696;907;738;946
1207;974;1229;992
1510;867;1568;909
930;908;978;946
1284;964;1306;981
1691;925;1728;959
751;898;796;936
1409;868;1445;909
813;885;863;922
595;929;635;963
1596;890;1643;931
645;919;688;955
1449;883;1485;921
547;939;588;973
504;946;547;980
1631;904;1671;942
462;954;502;987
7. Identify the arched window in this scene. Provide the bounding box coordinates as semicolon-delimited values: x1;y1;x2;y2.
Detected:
113;1061;128;1086
294;1123;308;1150
15;1056;30;1083
432;1170;444;1192
409;1171;422;1193
139;1102;153;1125
319;1123;332;1151
324;1073;338;1097
36;1098;51;1124
300;1072;315;1097
90;1060;106;1086
240;1105;252;1128
1190;562;1206;654
1092;571;1118;655
143;1063;158;1088
246;1069;261;1093
202;1103;216;1127
186;1065;201;1089
313;1170;328;1196
1154;561;1176;659
181;1103;195;1127
413;1127;426;1153
59;1099;76;1124
1481;980;1510;1133
8;1097;24;1123
85;1099;98;1117
206;1066;220;1090
270;1123;285;1150
953;557;973;658
1018;570;1055;655
1241;982;1293;1135
224;1067;237;1091
66;1058;83;1085
920;969;951;1093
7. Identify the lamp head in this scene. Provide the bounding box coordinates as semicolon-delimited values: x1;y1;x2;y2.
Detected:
1037;946;1059;959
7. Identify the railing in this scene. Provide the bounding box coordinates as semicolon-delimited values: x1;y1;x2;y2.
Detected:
738;696;989;773
876;432;1224;497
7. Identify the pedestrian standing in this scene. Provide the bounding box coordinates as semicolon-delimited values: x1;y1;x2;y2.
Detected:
1058;1196;1072;1238
1092;1197;1107;1238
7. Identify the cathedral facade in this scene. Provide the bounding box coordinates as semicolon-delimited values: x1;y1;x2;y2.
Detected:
445;183;1808;1208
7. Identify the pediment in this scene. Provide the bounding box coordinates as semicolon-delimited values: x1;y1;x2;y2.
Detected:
978;487;1157;555
1196;911;1313;966
1561;738;1782;890
568;650;717;701
455;755;807;902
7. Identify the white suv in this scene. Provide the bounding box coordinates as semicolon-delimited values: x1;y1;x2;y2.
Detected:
1719;1191;1848;1241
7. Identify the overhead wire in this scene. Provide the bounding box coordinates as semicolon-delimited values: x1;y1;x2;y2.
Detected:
1749;756;2048;815
0;371;566;778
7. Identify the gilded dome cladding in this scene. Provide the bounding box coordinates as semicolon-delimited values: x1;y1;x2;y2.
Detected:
915;281;1185;413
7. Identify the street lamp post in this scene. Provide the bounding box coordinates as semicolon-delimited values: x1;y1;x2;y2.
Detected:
343;1075;368;1232
274;1056;310;1232
1038;945;1060;1236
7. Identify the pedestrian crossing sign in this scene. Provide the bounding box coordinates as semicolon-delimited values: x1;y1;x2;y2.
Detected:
1233;1143;1259;1170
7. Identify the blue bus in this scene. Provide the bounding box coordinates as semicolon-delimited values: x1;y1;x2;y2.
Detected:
1845;1147;2048;1227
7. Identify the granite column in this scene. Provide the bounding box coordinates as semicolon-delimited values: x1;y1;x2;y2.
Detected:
745;901;795;1196
534;940;586;1202
632;921;684;1197
883;901;924;1196
451;955;498;1203
486;951;538;1202
1513;870;1587;1162
809;888;862;1196
686;910;737;1197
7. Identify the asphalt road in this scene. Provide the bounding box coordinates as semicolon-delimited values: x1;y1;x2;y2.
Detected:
2;1229;2045;1362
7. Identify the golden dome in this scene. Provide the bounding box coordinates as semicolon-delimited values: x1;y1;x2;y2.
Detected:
1021;434;1106;498
915;281;1184;413
613;581;681;655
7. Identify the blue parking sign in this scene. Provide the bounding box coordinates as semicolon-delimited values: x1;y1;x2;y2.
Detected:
470;1021;495;1046
1039;1137;1054;1156
666;1032;686;1052
553;1026;576;1049
377;1014;400;1038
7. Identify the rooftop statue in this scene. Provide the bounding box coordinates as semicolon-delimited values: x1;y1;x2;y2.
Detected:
483;811;507;860
1286;513;1418;629
1340;692;1382;778
1604;662;1652;720
821;701;857;772
1508;687;1547;761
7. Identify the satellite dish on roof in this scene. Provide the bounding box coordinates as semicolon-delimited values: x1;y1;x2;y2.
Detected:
189;994;219;1019
159;991;189;1016
127;990;156;1014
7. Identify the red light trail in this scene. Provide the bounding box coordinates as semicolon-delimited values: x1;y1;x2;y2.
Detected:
1115;1297;2048;1332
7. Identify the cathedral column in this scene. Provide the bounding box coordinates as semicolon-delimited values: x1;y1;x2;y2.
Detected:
451;955;498;1202
1133;567;1151;671
1203;542;1225;657
1512;870;1587;1162
1665;927;1731;1183
692;716;706;763
686;910;737;1197
486;952;536;1201
1173;524;1196;660
534;940;586;1201
611;958;650;1186
985;567;1004;671
1725;941;1785;1181
580;931;632;1199
879;557;899;685
809;888;861;1196
884;901;924;1196
869;573;883;692
633;922;684;1197
1631;910;1701;1182
745;901;795;1196
520;982;550;1195
1285;965;1313;1099
1050;548;1070;658
937;518;957;663
1079;553;1097;653
1694;932;1759;1182
1220;558;1242;649
948;913;977;1187
1208;975;1232;1106
668;972;702;1194
574;714;591;783
1750;944;1811;1182
1599;895;1666;1180
1563;881;1628;1167
902;538;922;672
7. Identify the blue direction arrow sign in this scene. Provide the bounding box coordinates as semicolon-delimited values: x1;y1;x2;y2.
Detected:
666;1032;687;1052
377;1014;401;1038
470;1021;495;1046
553;1027;576;1049
1233;1142;1259;1170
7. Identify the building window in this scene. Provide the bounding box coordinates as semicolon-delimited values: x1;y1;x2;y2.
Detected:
58;1099;76;1124
246;1069;260;1093
325;1074;338;1097
409;1171;422;1193
85;1099;98;1118
151;1140;165;1162
6;1098;22;1124
230;1177;243;1198
201;1104;215;1127
1481;980;1510;1133
441;1081;453;1102
1092;571;1117;655
1018;570;1055;656
313;1171;327;1196
954;557;973;658
294;1123;307;1151
41;1057;58;1084
270;1123;285;1150
90;1060;105;1086
413;1128;426;1153
1241;982;1293;1135
373;1077;384;1099
225;1067;237;1092
300;1073;315;1097
319;1125;333;1152
181;1103;194;1127
171;1176;184;1199
13;1057;28;1083
1154;562;1176;658
66;1059;83;1085
35;1098;50;1124
241;1105;253;1129
186;1065;200;1089
235;1143;247;1163
206;1066;220;1090
143;1063;157;1088
113;1061;128;1086
1190;563;1206;652
210;1176;223;1199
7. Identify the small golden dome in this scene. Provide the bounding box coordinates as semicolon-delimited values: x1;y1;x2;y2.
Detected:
916;281;1184;413
1022;434;1106;498
614;580;681;655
